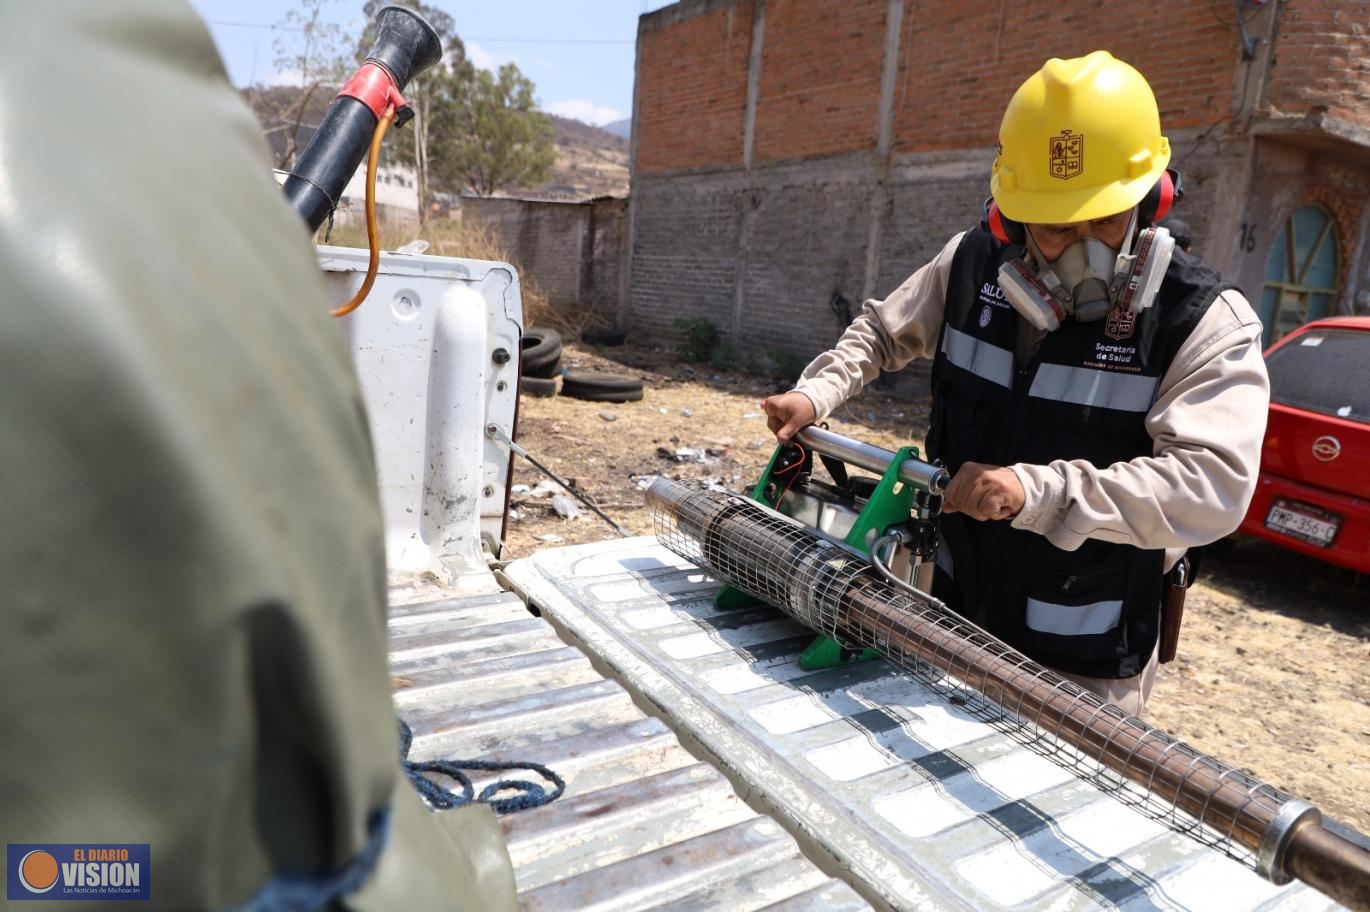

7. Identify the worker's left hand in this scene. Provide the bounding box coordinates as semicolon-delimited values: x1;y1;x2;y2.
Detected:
941;462;1025;521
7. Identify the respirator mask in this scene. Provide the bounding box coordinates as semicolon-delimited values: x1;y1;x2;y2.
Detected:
996;210;1175;332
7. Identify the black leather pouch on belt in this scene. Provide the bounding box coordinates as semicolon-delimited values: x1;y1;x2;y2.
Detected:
1158;554;1193;664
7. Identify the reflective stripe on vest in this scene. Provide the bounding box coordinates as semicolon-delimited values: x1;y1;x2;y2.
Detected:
1029;363;1160;413
942;326;1013;388
1026;597;1123;635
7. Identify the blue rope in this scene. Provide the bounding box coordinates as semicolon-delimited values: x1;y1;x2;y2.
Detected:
229;809;389;912
398;719;565;814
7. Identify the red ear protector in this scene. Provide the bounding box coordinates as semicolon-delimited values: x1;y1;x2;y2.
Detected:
985;169;1183;246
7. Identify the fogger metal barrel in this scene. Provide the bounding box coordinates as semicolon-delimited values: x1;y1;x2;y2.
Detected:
647;478;1370;911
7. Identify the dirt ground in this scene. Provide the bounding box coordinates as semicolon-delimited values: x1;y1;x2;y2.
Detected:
505;342;1370;834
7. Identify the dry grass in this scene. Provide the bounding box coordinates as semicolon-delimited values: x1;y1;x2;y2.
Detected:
320;216;593;334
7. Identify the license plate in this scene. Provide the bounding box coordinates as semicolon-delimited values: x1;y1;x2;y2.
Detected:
1265;499;1341;547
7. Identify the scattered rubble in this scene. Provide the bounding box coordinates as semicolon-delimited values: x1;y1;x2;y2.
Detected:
550;494;583;521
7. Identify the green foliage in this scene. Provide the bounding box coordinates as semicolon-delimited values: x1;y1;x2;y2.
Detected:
671;320;809;379
709;344;737;372
674;319;722;364
435;64;557;197
355;2;553;208
767;348;810;382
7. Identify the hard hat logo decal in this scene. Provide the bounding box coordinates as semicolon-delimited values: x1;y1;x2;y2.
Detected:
1049;130;1084;180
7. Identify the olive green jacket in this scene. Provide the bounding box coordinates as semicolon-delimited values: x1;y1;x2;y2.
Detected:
0;2;516;908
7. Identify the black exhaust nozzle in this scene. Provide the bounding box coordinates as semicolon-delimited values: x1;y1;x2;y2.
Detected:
363;5;442;89
282;5;443;233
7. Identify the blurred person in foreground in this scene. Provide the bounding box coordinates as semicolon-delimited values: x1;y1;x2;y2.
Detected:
0;1;516;908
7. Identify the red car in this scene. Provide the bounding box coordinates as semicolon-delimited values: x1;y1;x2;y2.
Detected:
1239;316;1370;573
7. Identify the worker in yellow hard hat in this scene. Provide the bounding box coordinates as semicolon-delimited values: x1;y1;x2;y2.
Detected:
762;51;1270;713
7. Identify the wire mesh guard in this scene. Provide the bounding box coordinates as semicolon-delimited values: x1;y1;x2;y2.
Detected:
648;479;1317;884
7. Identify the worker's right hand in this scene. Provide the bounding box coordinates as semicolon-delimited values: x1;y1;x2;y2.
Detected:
760;392;816;443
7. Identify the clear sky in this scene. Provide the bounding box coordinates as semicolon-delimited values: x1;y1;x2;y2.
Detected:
189;0;675;125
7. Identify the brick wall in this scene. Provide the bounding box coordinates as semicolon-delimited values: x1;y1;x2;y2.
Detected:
636;0;1246;172
891;0;1239;153
1265;0;1370;130
636;1;754;173
752;0;888;162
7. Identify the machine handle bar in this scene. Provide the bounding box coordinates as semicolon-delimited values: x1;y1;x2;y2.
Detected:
794;426;950;496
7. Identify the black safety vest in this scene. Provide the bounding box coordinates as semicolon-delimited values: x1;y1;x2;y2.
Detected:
926;227;1230;678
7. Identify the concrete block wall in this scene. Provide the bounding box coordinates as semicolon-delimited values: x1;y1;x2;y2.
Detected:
462;196;628;322
586;198;630;318
628;181;743;339
463;198;587;308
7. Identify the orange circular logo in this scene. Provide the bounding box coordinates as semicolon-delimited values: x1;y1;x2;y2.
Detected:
18;850;59;893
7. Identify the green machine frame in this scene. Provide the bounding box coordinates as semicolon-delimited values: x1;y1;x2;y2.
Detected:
717;427;946;670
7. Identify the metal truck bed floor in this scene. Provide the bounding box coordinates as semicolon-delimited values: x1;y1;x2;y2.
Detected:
503;537;1343;912
386;571;869;911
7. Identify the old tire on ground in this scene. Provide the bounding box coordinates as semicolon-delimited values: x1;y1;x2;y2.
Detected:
523;354;562;379
522;328;563;376
561;371;644;403
581;327;627;347
520;374;559;398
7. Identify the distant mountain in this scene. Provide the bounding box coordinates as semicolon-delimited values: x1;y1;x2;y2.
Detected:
504;114;628;200
602;118;632;140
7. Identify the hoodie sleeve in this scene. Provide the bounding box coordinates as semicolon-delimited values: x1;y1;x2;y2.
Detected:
1008;289;1270;562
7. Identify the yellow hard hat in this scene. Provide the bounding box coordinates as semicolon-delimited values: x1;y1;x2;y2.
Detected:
990;50;1170;225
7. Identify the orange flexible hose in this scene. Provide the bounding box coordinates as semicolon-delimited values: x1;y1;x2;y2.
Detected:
331;104;396;318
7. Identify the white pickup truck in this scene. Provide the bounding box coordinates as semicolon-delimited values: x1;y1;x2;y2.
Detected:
321;244;1351;911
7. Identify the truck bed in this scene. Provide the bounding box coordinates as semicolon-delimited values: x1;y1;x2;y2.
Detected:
387;570;869;910
499;536;1343;912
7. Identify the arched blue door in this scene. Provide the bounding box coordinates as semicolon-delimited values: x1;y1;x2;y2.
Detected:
1259;205;1340;348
